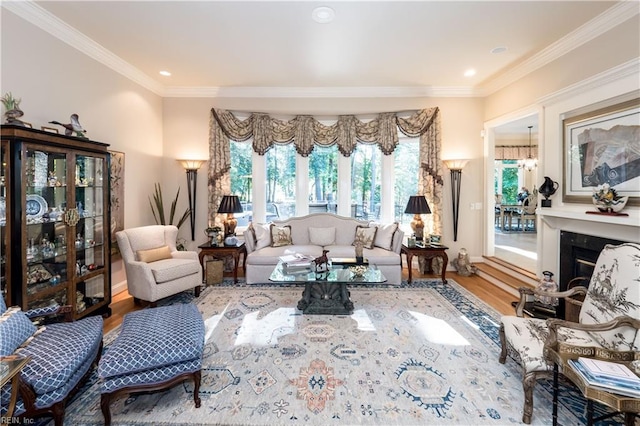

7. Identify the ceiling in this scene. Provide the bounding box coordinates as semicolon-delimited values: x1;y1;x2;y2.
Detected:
5;1;632;99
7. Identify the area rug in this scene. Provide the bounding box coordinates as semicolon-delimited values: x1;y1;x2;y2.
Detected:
60;279;585;425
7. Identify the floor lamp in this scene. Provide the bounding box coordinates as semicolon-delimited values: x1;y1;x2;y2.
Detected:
443;159;469;242
177;159;205;241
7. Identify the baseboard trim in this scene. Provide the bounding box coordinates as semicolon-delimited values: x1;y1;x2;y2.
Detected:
112;280;128;296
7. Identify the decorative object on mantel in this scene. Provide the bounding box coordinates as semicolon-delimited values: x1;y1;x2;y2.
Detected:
590;183;629;215
1;92;26;126
49;113;87;138
538;176;558;207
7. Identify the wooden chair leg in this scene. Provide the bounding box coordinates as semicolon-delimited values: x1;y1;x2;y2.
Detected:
101;393;113;426
522;372;537;424
498;323;507;364
193;370;202;408
51;401;65;426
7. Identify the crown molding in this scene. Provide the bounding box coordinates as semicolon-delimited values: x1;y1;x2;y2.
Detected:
2;0;164;96
537;58;640;106
4;0;636;100
162;85;481;98
477;0;639;97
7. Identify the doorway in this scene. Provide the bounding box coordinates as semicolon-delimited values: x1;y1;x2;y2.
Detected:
485;113;540;273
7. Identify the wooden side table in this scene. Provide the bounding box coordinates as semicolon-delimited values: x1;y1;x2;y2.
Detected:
0;354;30;419
401;243;449;284
547;348;639;426
197;242;246;284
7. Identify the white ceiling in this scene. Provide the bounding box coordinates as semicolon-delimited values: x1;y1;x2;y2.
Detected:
5;1;633;99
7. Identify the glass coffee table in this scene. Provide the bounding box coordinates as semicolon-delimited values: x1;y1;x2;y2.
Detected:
269;261;386;314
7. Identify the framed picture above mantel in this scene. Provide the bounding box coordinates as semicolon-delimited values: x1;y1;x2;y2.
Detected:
562;97;640;207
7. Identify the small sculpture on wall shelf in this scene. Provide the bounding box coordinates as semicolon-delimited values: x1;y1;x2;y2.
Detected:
49;114;87;138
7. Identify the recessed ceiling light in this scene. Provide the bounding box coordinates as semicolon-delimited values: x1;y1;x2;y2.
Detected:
490;46;508;54
464;69;476;77
312;6;335;24
159;70;171;77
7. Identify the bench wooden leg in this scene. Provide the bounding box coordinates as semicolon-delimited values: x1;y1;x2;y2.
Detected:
101;393;113;426
193;370;202;408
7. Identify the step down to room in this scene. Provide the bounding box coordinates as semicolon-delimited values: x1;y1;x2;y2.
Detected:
476;257;538;298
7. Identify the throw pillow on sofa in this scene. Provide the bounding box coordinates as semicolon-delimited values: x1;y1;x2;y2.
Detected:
0;307;37;356
373;222;399;250
353;225;377;249
270;224;293;247
309;227;336;246
249;223;272;250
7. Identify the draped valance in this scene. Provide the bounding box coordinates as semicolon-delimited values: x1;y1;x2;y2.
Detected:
495;145;538;161
208;107;444;237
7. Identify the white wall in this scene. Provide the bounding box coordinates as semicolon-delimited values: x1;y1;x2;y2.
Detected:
1;11;165;291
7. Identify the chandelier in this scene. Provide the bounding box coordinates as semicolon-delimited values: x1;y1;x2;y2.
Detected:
518;125;537;171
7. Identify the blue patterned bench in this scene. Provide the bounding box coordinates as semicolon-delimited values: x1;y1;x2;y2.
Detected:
98;303;204;425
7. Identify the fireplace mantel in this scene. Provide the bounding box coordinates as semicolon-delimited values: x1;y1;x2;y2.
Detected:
537;206;640;242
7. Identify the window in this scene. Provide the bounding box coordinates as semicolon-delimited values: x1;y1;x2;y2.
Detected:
309;145;338;213
231;139;421;227
394;139;420;232
495;160;520;204
351;144;381;220
230;141;252;203
266;144;296;220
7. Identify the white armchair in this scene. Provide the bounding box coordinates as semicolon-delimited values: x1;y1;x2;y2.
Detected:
116;225;202;305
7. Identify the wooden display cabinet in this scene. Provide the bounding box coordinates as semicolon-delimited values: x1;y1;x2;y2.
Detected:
1;125;111;319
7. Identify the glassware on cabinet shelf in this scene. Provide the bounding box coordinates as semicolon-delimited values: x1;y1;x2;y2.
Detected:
75;234;84;249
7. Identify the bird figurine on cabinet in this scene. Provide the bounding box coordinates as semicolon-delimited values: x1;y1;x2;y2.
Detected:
49;113;87;138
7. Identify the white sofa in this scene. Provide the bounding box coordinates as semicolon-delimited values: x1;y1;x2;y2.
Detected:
243;213;404;284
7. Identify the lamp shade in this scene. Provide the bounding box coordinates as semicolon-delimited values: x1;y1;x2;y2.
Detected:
217;195;243;214
177;159;205;171
443;159;469;171
404;195;431;215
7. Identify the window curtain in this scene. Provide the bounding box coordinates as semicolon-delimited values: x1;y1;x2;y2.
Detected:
208;108;443;236
495;145;538;160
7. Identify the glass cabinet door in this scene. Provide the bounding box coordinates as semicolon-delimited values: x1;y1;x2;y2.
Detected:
24;147;69;310
74;154;107;314
1;140;8;304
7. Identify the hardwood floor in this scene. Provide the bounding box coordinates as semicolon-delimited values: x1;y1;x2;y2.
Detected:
103;266;516;334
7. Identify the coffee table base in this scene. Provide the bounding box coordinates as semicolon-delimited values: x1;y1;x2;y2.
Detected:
297;282;354;315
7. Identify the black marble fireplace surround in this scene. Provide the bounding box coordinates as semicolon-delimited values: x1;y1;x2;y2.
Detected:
558;231;627;318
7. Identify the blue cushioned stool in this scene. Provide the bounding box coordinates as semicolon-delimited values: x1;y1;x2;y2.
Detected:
98;303;204;425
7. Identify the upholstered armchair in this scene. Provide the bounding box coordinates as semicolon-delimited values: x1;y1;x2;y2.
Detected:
0;298;103;425
499;242;640;424
116;225;202;305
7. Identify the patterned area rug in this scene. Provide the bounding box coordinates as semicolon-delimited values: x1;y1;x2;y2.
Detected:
60;279;584;425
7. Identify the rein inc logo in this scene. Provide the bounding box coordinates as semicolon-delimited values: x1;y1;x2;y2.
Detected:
0;418;35;425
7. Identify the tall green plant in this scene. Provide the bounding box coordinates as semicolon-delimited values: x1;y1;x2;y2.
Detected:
149;183;190;229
